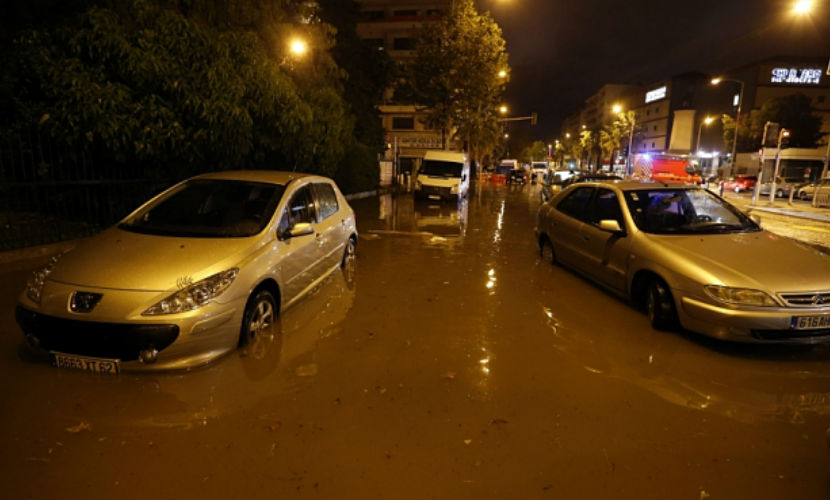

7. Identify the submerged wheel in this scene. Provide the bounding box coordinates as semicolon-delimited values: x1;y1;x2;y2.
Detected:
341;237;356;268
239;290;276;347
646;279;677;330
540;237;556;265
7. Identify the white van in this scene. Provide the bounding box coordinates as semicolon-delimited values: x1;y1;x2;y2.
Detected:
415;150;470;201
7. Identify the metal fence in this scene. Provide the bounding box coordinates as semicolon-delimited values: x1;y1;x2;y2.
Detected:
0;126;173;251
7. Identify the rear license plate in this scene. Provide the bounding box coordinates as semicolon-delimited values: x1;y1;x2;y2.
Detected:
791;315;830;330
50;352;120;374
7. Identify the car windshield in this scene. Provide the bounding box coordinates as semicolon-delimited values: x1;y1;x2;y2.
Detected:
119;179;285;237
422;160;463;178
624;188;759;235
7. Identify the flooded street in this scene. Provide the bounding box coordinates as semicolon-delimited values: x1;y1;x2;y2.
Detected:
1;181;828;499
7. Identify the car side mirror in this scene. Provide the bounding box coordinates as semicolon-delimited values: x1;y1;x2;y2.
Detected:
599;219;624;233
461;174;467;182
749;214;762;225
281;222;314;240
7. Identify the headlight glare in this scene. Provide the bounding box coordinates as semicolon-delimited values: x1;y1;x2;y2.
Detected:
143;268;239;315
25;254;61;304
704;285;777;307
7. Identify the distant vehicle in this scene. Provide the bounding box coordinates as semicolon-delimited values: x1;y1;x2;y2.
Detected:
632;154;701;184
415;150;470;201
530;161;548;182
15;171;359;372
795;178;830;202
507;168;527;184
722;175;757;193
758;177;798;198
535;180;830;343
498;159;518;174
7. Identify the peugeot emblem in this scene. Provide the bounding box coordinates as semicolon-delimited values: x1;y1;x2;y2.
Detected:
70;291;103;313
813;295;825;306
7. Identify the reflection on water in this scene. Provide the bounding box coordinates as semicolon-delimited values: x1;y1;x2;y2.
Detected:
369;194;469;249
538;303;830;424
46;268;358;430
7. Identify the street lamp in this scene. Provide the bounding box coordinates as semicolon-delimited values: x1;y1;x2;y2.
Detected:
499;105;508;114
792;0;813;14
711;76;745;177
289;38;308;57
695;115;715;154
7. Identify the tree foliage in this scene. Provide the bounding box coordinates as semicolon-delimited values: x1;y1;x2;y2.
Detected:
406;0;509;168
723;93;823;152
3;0;354;180
519;140;547;164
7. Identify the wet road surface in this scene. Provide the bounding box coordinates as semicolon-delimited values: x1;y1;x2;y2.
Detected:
0;181;828;499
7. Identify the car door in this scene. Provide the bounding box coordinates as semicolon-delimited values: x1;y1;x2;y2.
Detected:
549;186;594;267
577;188;631;292
311;181;346;272
276;184;320;303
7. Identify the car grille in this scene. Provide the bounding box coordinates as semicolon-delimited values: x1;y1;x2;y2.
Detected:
15;307;179;361
752;329;830;341
778;291;830;308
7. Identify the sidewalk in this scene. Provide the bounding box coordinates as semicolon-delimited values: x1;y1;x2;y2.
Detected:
720;190;830;223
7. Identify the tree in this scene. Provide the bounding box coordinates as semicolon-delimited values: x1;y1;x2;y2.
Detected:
520;140;547;164
407;0;509;168
724;93;823;152
3;0;353;179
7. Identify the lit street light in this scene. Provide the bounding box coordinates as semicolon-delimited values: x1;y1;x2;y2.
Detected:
711;76;745;177
289;38;308;57
695;115;715;154
792;0;813;14
499;105;508;114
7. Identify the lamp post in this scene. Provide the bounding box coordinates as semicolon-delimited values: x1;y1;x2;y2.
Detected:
612;104;636;176
711;77;745;178
768;128;791;204
695;116;714;154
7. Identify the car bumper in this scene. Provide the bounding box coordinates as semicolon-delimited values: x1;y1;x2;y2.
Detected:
16;293;246;371
678;296;830;344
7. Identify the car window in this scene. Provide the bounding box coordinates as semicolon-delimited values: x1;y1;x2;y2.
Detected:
556;187;594;220
278;185;317;237
119;179;284;238
313;182;339;221
589;188;623;226
624;188;758;234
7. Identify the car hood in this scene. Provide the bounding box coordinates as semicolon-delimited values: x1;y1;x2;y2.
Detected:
647;230;830;293
49;227;264;291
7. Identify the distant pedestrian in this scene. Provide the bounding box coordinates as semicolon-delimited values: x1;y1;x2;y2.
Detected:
718;181;724;197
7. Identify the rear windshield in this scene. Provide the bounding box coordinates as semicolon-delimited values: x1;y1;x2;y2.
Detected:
119;179;285;237
421;160;463;178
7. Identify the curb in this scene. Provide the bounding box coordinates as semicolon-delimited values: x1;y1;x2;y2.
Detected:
744;206;830;223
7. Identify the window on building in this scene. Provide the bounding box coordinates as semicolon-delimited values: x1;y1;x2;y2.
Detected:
652;142;656;148
392;117;415;130
426;8;443;15
393;9;418;16
653;125;658;131
360;10;384;21
646;110;650;116
393;37;415;50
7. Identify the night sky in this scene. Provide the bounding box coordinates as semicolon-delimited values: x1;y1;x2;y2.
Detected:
483;0;830;139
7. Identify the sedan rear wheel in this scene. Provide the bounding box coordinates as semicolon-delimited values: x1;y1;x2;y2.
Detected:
646;279;677;331
240;290;276;347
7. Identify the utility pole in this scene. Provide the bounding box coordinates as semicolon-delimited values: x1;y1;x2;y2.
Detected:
768;127;790;204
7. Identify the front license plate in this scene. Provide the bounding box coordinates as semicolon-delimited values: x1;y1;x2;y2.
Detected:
791;315;830;330
428;194;441;200
50;352;120;374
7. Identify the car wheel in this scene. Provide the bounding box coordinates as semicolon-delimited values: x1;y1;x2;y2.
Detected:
540;237;557;265
239;289;276;347
646;279;677;331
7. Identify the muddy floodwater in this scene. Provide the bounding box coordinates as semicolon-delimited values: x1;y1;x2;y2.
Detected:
1;181;828;499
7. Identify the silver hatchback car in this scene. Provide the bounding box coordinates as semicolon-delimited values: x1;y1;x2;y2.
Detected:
535;180;830;343
16;171;358;372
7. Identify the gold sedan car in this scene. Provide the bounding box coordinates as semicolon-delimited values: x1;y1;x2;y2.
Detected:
16;171;358;372
535;180;830;343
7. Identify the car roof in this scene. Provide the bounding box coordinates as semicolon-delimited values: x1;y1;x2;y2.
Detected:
570;179;697;191
189;170;314;185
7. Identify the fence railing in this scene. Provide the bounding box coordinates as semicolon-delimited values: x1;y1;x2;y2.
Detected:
1;125;172;251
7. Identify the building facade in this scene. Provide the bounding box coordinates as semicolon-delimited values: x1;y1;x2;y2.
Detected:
356;0;453;176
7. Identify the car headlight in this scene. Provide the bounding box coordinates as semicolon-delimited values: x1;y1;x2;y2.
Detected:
143;268;239;315
25;254;62;304
704;285;778;307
